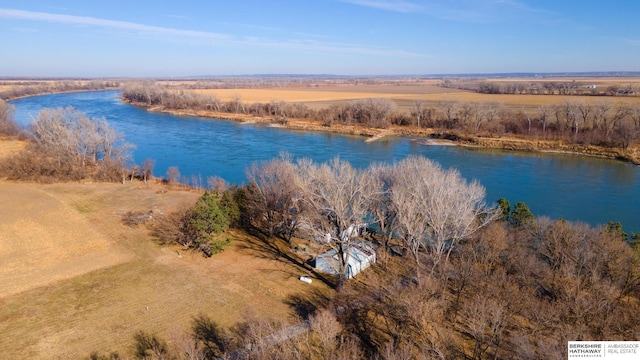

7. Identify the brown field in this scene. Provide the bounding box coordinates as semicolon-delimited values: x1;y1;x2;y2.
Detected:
186;79;640;115
0;173;331;358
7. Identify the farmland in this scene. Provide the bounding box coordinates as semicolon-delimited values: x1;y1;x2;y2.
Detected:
174;77;640;115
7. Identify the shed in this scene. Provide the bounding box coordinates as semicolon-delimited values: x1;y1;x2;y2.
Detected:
314;241;376;279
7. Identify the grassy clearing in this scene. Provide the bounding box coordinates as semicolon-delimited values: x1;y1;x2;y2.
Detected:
0;179;332;359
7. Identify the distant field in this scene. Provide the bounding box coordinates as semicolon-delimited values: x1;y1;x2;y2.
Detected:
186;80;640;115
0;178;331;359
483;77;640;87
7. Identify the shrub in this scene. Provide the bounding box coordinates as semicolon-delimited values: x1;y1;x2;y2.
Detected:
121;210;154;227
152;191;238;256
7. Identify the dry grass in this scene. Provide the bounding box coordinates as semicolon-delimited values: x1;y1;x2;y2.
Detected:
0;137;25;158
187;82;640;116
0;178;332;359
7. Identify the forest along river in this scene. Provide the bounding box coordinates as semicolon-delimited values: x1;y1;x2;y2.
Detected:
10;90;640;233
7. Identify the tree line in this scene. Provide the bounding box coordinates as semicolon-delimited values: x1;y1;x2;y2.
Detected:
122;83;640;151
0;80;120;100
442;79;639;97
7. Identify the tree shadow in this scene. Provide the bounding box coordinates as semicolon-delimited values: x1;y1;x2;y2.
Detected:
234;226;337;289
191;313;235;358
284;287;334;320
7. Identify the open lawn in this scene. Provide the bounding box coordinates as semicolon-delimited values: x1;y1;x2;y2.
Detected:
0;178;331;359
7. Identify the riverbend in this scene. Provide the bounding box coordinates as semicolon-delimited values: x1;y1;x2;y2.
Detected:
11;90;640;233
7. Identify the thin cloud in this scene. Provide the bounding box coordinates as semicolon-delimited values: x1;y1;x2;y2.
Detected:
218;21;283;33
494;0;552;14
0;7;427;58
0;8;229;40
418;0;552;23
340;0;422;13
624;38;640;47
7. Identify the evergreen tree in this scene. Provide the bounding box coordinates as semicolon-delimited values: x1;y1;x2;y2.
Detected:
510;202;535;228
187;191;231;256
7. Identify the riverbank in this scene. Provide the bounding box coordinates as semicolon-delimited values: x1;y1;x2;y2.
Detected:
131;100;640;166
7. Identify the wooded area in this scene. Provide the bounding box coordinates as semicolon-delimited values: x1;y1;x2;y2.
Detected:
122;82;640;151
142;156;640;359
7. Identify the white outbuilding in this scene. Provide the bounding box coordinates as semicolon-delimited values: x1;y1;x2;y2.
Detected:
314;241;376;279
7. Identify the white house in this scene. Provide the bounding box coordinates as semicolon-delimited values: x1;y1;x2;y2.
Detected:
314;241;376;279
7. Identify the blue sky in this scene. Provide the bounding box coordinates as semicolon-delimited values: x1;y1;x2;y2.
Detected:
0;1;639;77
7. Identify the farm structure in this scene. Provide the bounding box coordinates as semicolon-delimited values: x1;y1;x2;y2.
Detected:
314;241;377;279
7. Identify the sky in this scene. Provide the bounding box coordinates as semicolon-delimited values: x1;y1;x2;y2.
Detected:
0;1;639;77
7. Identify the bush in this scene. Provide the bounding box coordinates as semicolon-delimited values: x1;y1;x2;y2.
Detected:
0;99;21;136
152;190;240;257
121;210;154;227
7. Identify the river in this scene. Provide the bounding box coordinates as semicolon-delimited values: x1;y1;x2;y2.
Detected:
10;90;640;233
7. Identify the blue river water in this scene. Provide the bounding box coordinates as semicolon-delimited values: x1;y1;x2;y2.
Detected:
10;90;640;233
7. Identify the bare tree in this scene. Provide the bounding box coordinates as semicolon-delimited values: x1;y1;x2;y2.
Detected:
140;158;155;184
458;101;475;131
538;105;552;135
29;107;132;171
391;156;499;276
411;100;426;128
389;158;432;279
366;163;400;253
296;157;376;283
438;99;460;128
246;155;304;243
559;100;580;137
310;309;341;358
462;296;508;359
0;99;19;136
473;102;487;131
592;99;611;130
483;102;502;127
630;104;640;130
166;166;181;184
576;100;593;132
604;104;631;142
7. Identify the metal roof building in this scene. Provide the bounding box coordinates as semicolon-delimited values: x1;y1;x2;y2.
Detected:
314;241;376;279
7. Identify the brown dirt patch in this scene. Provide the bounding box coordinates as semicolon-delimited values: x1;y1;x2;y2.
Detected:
0;182;128;298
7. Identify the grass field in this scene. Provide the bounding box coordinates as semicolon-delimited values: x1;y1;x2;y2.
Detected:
0;176;331;359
